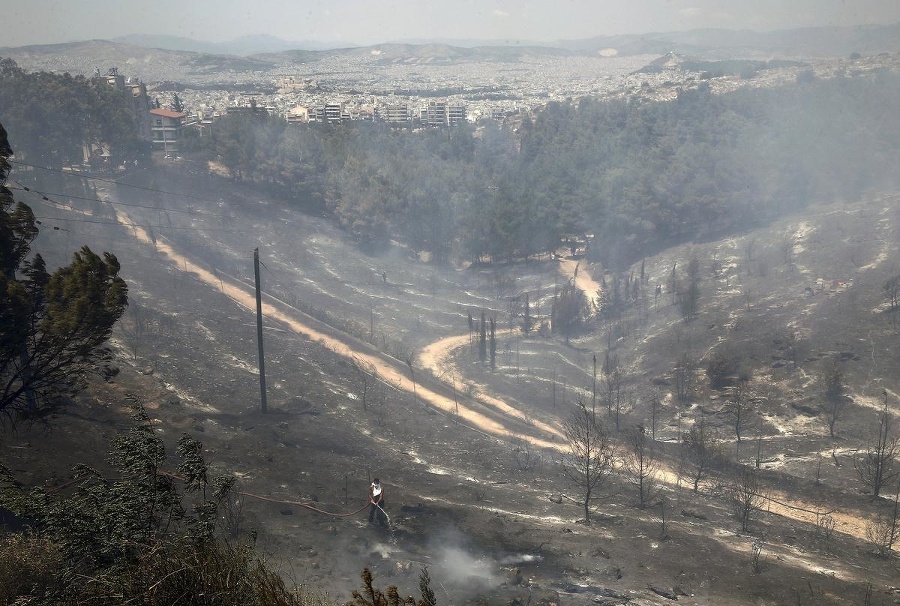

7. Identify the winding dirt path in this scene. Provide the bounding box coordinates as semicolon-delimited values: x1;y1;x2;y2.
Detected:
416;256;604;430
655;466;869;542
418;257;602;376
112;206;560;449
419;334;469;375
111;200;877;546
558;257;603;307
417;263;875;545
418;332;562;441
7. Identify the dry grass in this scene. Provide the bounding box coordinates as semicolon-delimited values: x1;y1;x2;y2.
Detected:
0;532;62;604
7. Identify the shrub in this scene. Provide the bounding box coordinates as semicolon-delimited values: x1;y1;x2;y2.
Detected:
706;349;743;389
0;405;311;605
345;567;436;606
0;532;62;603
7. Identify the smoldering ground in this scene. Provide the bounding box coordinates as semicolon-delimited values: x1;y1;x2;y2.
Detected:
329;520;545;603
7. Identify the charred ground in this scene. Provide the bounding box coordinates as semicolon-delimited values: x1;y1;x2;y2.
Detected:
3;164;900;605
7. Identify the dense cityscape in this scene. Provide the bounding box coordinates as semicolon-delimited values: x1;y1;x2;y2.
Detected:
6;39;898;163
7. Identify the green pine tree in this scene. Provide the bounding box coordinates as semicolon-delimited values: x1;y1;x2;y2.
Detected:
0;121;128;416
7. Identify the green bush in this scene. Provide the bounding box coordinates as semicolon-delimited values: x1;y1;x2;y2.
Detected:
0;406;441;605
76;540;308;605
0;405;315;605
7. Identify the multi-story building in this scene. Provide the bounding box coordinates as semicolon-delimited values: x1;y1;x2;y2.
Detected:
149;108;185;156
99;67;152;147
286;105;310;124
379;104;411;123
447;105;466;126
324;103;344;123
422;101;447;126
128;82;152;141
419;102;467;126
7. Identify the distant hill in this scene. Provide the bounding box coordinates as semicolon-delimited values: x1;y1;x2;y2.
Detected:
113;34;356;56
260;42;573;66
0;40;199;80
107;23;900;59
557;23;900;59
2;22;898;84
112;23;900;59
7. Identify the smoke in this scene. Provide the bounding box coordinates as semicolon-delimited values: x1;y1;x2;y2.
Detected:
497;553;543;565
433;544;498;586
370;541;396;560
423;526;503;596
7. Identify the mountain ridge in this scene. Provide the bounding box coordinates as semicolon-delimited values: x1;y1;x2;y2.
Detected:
2;22;894;60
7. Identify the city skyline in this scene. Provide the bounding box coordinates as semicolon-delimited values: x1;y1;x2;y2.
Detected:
4;0;900;49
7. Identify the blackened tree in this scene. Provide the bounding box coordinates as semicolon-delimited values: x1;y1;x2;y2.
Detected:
727;466;766;532
561;398;616;524
856;392;899;498
523;293;532;333
864;481;900;557
673;352;697;406
679;257;701;320
683;416;723;492
725;375;753;448
822;361;847;438
884;275;900;311
623;424;658;509
489;317;496;370
478;310;487;364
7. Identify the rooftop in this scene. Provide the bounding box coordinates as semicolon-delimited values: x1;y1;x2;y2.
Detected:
149;108;186;119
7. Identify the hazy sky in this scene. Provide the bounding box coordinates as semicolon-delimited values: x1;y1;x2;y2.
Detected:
4;0;900;47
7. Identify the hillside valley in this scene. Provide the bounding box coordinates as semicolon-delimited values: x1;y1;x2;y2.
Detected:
3;161;900;605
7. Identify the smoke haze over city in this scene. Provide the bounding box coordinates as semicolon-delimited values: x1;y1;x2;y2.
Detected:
5;0;900;48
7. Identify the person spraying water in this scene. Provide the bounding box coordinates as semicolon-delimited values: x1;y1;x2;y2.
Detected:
368;478;387;527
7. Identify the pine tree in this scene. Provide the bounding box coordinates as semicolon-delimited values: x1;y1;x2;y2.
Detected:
0;122;128;416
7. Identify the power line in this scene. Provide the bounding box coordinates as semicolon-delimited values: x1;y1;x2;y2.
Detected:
8;180;241;234
9;159;222;205
30;213;242;232
6;160;287;237
8;182;210;215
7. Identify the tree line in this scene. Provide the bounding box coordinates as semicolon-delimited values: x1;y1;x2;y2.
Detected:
0;121;128;418
190;69;900;268
3;57;898;268
0;58;150;169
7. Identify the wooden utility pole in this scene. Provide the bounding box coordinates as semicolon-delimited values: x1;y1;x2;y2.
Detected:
254;248;268;414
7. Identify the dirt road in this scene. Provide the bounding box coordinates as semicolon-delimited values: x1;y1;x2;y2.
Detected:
111;200;876;544
112;206;561;449
558;257;602;307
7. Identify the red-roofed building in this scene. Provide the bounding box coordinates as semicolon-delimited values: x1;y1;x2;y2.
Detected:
149;108;186;156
